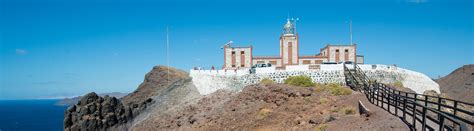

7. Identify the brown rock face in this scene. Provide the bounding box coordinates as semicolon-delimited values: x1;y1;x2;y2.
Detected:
436;64;474;103
121;66;189;107
64;65;190;130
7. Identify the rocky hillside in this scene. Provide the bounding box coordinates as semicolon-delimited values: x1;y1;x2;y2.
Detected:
436;64;474;103
64;65;409;130
132;83;408;130
64;66;200;130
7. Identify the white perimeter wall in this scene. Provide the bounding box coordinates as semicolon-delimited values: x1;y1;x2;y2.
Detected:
190;64;440;95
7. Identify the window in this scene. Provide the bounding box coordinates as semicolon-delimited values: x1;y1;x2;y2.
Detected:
315;60;323;64
269;61;277;65
345;49;348;52
303;60;311;64
336;49;339;52
241;64;245;67
232;51;235;55
241;51;245;54
232;65;236;67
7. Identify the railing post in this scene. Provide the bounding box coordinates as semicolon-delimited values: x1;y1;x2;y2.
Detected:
382;88;385;109
437;97;442;122
371;87;375;103
453;101;458;116
438;115;444;131
424;96;428;107
387;89;391;112
378;88;381;107
414;94;418;104
398;91;401;106
413;102;417;130
403;98;407;120
393;90;400;116
422;107;427;131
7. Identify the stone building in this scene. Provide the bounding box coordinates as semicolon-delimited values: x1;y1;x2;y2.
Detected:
223;19;364;69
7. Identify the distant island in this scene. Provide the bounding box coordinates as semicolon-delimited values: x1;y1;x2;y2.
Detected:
55;92;128;106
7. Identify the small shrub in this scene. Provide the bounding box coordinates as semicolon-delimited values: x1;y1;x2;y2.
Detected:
260;78;274;85
325;83;352;96
319;97;330;104
257;108;272;119
304;97;312;103
322;114;335;123
284;75;315;87
329;107;339;113
314;83;325;93
341;106;356;115
393;81;404;88
331;87;352;96
313;83;352;96
315;124;329;131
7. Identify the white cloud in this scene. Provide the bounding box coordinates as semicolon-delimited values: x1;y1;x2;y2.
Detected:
15;49;28;55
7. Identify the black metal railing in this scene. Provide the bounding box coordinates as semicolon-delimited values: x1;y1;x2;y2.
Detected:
343;64;474;131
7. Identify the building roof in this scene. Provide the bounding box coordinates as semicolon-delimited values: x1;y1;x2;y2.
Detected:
225;46;252;49
320;44;356;50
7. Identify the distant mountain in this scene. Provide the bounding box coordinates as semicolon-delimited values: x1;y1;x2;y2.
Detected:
436;64;474;103
55;92;128;106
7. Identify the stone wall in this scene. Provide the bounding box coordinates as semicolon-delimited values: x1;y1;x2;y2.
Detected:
190;64;440;95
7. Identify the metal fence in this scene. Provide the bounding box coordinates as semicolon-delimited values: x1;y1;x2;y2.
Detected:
343;64;473;131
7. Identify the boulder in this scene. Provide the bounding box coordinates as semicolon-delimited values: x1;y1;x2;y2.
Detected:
64;92;133;131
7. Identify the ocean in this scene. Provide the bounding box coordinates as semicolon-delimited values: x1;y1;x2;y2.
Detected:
0;99;67;131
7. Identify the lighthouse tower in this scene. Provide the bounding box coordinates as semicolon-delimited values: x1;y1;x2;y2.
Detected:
280;19;299;66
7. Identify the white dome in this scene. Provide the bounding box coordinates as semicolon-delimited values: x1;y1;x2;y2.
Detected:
284;21;292;29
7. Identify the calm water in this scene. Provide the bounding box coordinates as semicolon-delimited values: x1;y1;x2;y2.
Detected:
0;100;67;131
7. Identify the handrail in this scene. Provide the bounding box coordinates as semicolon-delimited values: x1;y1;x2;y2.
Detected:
343;64;474;131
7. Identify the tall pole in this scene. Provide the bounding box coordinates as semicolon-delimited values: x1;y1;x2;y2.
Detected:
166;26;170;83
350;20;357;68
350;19;353;45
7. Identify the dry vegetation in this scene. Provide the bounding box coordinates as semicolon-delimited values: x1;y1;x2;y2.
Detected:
259;78;275;85
284;75;315;87
314;83;352;96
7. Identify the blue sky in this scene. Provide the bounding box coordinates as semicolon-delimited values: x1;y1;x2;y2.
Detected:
0;0;472;99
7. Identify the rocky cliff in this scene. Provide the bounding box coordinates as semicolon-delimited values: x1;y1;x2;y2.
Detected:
64;66;199;130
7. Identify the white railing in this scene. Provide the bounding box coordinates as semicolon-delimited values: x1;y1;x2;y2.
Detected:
190;69;249;76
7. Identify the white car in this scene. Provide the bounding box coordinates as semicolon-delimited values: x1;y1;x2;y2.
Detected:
249;63;272;74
